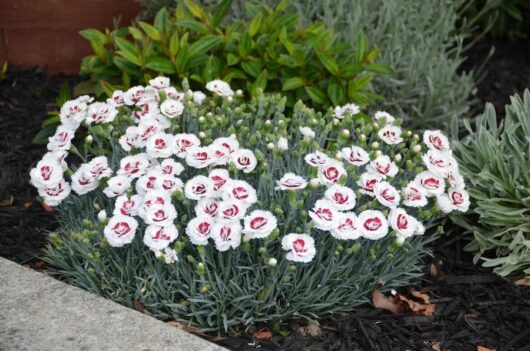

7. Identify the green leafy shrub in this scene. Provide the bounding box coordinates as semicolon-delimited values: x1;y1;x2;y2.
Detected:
451;90;530;277
80;0;389;109
32;78;469;332
465;0;530;39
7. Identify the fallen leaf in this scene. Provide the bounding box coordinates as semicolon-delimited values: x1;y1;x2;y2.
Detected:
395;292;435;316
514;278;530;286
253;328;272;341
432;341;441;351
42;203;54;212
372;288;405;314
0;196;14;207
477;346;495;351
373;287;435;316
410;288;431;304
134;299;152;316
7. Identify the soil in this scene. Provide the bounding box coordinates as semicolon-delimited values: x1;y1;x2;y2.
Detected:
1;36;529;351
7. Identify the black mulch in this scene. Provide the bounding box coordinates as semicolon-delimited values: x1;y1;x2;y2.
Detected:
0;67;79;264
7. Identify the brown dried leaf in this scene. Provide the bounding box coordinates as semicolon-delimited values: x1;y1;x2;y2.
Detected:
410;288;431;304
395;292;436;316
0;196;14;207
42;203;54;212
477;346;495;351
133;299;152;316
253;329;272;341
432;341;441;351
514;278;530;286
372;288;405;314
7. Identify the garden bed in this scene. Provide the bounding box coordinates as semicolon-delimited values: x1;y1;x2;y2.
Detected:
1;35;530;350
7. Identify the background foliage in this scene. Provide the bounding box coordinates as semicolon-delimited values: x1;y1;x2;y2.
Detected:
464;0;530;39
451;90;530;278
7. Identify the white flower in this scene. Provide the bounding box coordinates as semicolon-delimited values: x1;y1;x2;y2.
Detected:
60;98;88;129
162;247;179;264
331;212;361;240
208;168;230;195
160;99;184;118
211;222;242;251
104;215;138;247
195;198;219;217
421;150;452;178
374;181;401;208
186;217;214;245
447;167;466;189
415;222;426;235
124;86;159;106
231;149;257;173
132;101;159;124
193;91;206;104
309;199;340;231
402;182;428;208
281;234;316;263
37;179;71;207
206;79;234;97
71;166;99;195
333;103;360;119
423;130;450;152
389;208;418;238
136;170;163;195
144;203;177;227
304;151;330;167
216;200;248;223
149;76;170;89
341;145;370;166
174;133;201;158
299;126;316;139
113;194;142;216
30;159;64;188
163;87;184;101
86;102;118;124
146;132;174;159
366;155;398;178
42;150;68;170
277;137;288;150
103;175;132;198
110;90;124;106
143;224;178;251
184;175;214;200
117;153;151;178
378;125;403;145
87;156;112;179
156;174;183;193
222;180;257;204
47;125;75;151
157;159;184;177
243;210;277;239
415;171;445;196
275;173;308;190
324;185;356;211
213;136;239;155
318;159;346;185
358;210;389;240
119;126;139;152
437;187;470;213
357;172;383;197
374;111;395;124
139;190;171;219
185;146;215;169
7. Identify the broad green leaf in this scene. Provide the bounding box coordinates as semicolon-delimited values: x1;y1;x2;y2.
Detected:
154;8;170;33
238;33;252;57
305;86;327;104
99;80;116;97
146;57;176;74
252;69;268;95
212;0;233;27
139;21;161;41
349;73;373;93
113;57;142;76
248;12;263;37
115;38;141;66
32;124;58;144
188;35;223;57
184;0;207;22
327;81;346;106
282;77;305;91
241;59;262;78
316;52;339;76
354;30;368;63
128;27;143;41
227;53;240;66
169;32;180;59
223;68;247;82
79;29;106;57
365;63;394;75
341;64;363;78
175;19;209;34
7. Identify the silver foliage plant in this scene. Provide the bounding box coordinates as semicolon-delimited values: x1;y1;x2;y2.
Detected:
452;90;530;278
35;77;468;332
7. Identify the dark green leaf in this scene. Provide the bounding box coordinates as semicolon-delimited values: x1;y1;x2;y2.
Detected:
139;21;161;41
212;0;233;27
354;30;368;63
146;57;176;74
282;77;305;91
316;52;339;76
175;19;209;34
364;63;394;75
154;8;170;33
305;86;327;104
188;35;223;57
115;38;141;66
327;81;345;106
227;53;240;66
241;59;262;78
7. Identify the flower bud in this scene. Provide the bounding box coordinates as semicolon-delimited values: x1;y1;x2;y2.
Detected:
97;210;107;223
206;112;213;118
243;233;252;243
236;89;243;96
309;178;320;188
268;258;278;267
413;134;420;141
258;247;267;255
197;262;205;275
289;264;297;272
227;96;233;102
267;142;275;150
412;145;422;153
85;135;93;144
335;151;342;160
372;122;379;129
371;141;379;149
375;150;383;156
93;202;101;211
394;153;402;162
155;250;163;258
341;129;350;137
359;134;367;142
395;236;405;246
198;116;206;124
199;131;206;139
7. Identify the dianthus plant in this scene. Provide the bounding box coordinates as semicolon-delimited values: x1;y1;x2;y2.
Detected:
32;76;469;332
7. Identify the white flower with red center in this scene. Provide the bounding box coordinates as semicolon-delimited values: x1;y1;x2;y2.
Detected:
137;120;163;146
144;203;177;227
47;125;75;151
163;87;184;101
156;174;183;193
367;155;398;178
184;175;214;200
358;210;389;240
243;210;277;239
123;86;146;105
209;143;231;165
146;132;174;159
437;187;470;213
118;154;151;179
281;233;316;263
59;98;88;129
209;168;230;195
333;103;360;119
423;130;450;152
357;172;383;196
174;133;201;158
211;222;242;252
186;217;214;245
158;159;184;177
30;159;64;188
402;182;428;207
185;146;215;169
374;111;395;124
378;125;403;145
104;215;138;247
37;179;71;207
331;212;361;240
143;224;178;251
213;136;239;155
324;185;356;211
216;200;248;223
447;166;465;189
304;151;330;167
103;175;132;198
42;150;68;169
389;208;418;238
138;190;170;219
132;102;159;124
193;91;206;104
110;90;124;106
231;149;257;173
374;181;401;208
113;194;142;216
318;159;346;185
299;126;316;139
71;166;99;195
206;80;234;97
309;199;340;231
136;170;162;195
223;180;257;204
421;150;452;178
275;173;308;190
341;146;369;166
149;77;170;90
137;86;160;106
195;198;219;217
415;171;445;196
86;156;112;180
119;126;140;152
86;102;118;124
160;99;184;118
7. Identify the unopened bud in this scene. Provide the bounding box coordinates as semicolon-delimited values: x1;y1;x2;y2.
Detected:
371;141;379;149
97;210;107;223
198;131;206;139
236;89;243;96
395;236;405;246
412;145;422;153
341;129;350;137
268;258;278;267
85;135;93;144
267;142;275;150
198;116;206;123
394;153;402;162
310;178;320;188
